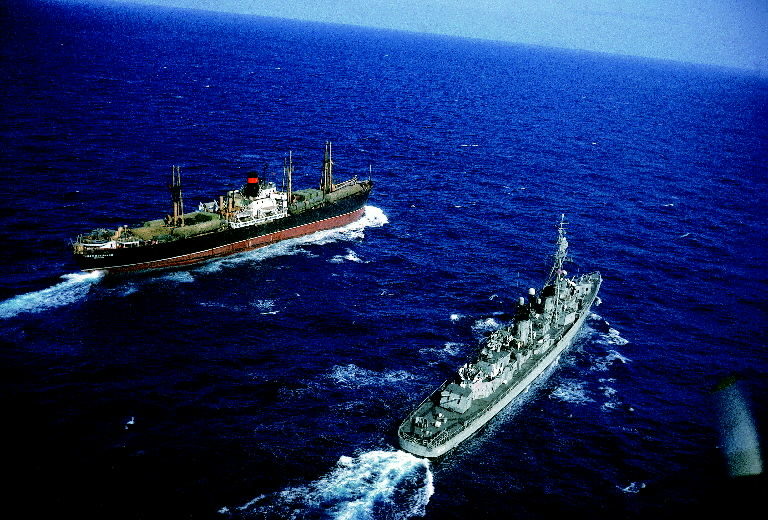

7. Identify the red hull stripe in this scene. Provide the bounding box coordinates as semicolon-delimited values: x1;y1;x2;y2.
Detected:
92;207;366;272
247;178;259;183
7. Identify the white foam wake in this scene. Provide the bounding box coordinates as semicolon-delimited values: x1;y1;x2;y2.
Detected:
227;450;433;520
198;205;388;273
0;271;104;319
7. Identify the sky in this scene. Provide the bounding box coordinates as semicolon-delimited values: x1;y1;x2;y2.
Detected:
89;1;768;71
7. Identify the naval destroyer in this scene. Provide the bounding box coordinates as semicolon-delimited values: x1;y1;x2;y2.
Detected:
397;215;601;458
73;142;373;272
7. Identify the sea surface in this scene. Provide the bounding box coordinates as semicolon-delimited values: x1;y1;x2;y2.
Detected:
1;1;767;519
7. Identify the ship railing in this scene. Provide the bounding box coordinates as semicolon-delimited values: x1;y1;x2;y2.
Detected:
228;210;287;229
333;176;358;190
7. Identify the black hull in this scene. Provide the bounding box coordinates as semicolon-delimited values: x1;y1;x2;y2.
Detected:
76;187;371;272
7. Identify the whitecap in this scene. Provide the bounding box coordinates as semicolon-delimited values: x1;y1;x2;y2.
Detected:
419;341;464;360
598;384;621;411
328;364;415;389
0;270;104;319
471;317;500;333
157;271;195;284
596;327;629;347
618;481;646;494
549;380;593;404
330;248;366;264
442;342;463;356
251;299;279;315
120;285;139;297
449;313;463;322
607;328;629;345
230;450;433;520
592;349;632;372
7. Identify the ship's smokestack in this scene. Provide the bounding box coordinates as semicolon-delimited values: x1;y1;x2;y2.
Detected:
243;171;261;198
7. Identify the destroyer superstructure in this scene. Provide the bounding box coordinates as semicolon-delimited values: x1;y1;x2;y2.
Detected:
73;142;373;272
397;215;601;458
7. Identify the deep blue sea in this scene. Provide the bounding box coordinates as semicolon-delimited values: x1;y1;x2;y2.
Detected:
1;1;767;518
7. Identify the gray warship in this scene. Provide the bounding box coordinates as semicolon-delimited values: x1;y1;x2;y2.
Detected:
397;215;602;458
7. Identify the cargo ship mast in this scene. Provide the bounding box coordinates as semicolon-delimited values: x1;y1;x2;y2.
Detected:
170;165;184;227
321;141;334;193
284;150;293;203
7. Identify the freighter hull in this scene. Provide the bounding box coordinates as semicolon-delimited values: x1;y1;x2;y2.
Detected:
76;190;369;272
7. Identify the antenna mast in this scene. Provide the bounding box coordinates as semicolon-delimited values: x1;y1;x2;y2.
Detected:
547;214;569;323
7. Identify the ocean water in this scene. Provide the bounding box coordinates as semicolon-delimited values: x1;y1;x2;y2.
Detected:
1;1;767;518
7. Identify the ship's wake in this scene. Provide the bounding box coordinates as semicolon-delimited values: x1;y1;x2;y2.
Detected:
198;205;388;273
0;270;104;319
549;314;631;411
222;450;433;520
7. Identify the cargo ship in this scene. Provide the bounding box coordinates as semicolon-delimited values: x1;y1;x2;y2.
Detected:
397;215;601;458
73;142;373;272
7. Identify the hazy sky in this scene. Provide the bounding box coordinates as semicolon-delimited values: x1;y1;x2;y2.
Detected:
109;1;767;71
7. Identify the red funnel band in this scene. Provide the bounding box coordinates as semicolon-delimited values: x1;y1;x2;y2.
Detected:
247;177;259;184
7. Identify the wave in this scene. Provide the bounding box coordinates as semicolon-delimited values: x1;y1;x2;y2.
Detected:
441;341;463;356
604;328;629;346
0;270;104;319
471;317;501;333
328;364;416;389
329;248;366;264
549;380;593;404
197;205;387;273
156;271;195;284
251;299;278;314
598;379;623;411
617;481;646;494
225;450;433;520
418;341;464;362
591;349;632;372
